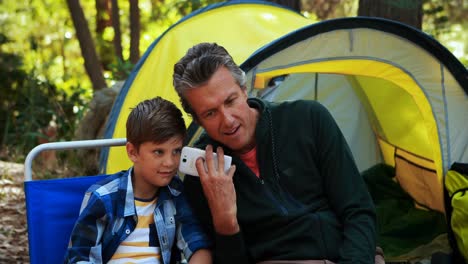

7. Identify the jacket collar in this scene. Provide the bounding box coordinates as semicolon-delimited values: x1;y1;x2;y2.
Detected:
248;97;271;144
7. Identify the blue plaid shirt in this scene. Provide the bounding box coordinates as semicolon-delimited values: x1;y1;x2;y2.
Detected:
64;168;211;264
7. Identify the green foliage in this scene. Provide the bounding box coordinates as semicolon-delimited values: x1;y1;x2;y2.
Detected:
170;0;221;16
0;0;93;91
423;0;450;37
0;0;225;165
0;33;89;162
109;58;135;80
422;0;468;67
0;0;466;171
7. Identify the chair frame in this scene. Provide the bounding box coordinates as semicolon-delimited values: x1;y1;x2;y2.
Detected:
23;138;126;264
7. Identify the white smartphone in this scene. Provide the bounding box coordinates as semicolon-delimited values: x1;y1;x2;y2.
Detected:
179;146;232;177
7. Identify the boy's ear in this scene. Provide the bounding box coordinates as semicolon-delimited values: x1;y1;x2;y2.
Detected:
126;142;138;162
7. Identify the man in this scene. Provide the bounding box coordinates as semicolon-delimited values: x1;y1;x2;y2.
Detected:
173;42;377;264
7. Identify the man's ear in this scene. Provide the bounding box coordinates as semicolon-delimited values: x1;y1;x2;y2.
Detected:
126;142;138;162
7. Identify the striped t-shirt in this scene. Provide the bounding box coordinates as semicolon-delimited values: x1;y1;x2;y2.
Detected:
109;197;161;263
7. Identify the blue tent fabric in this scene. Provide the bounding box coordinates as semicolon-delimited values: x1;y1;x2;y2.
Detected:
24;175;106;264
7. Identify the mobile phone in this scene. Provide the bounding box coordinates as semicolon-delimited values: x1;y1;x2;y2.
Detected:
179;146;232;177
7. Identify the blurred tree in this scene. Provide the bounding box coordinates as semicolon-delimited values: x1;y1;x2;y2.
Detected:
0;33;27;151
66;0;107;90
96;0;111;33
96;0;114;70
66;0;114;174
355;0;467;66
0;0;218;168
0;0;464;172
0;32;88;160
270;0;301;12
358;0;423;29
111;0;124;62
173;0;221;16
302;0;343;19
424;0;468;66
130;0;141;64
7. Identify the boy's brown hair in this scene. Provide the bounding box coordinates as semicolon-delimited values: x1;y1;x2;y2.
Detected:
126;97;186;150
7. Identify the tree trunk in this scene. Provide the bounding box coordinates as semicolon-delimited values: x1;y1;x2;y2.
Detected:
111;0;123;62
96;0;111;34
130;0;140;64
269;0;301;12
66;0;107;90
67;0;114;174
95;0;113;70
358;0;423;29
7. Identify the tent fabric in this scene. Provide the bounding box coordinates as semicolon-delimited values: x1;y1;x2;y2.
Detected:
240;17;468;212
24;175;106;264
101;0;311;174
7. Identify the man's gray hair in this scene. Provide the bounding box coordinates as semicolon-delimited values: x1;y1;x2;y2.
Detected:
173;42;246;117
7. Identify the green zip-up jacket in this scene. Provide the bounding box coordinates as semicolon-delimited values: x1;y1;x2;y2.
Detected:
184;98;376;264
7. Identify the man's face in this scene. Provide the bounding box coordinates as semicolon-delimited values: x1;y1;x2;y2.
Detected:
184;67;258;154
127;136;183;198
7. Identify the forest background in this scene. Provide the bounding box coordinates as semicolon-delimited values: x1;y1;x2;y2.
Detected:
0;0;467;177
0;0;467;261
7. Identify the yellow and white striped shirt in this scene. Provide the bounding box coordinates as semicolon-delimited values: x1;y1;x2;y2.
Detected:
109;198;161;264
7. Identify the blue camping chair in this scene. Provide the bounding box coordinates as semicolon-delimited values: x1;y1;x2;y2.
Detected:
24;138;126;264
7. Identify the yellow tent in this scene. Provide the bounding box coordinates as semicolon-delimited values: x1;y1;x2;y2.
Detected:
101;0;311;173
239;17;468;213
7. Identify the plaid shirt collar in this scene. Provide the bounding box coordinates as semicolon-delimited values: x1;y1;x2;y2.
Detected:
117;168;183;218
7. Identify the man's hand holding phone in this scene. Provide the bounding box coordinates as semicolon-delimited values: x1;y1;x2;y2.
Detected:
182;145;239;235
179;146;232;177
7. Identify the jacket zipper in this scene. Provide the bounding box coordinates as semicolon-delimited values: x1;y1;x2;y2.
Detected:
260;177;288;215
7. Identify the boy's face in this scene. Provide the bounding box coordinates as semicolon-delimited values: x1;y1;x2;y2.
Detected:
127;136;183;198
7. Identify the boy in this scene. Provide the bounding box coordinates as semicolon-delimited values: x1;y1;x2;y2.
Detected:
64;97;212;264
